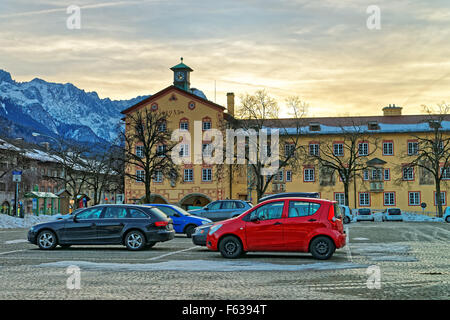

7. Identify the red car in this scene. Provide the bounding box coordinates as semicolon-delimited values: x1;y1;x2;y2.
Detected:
206;197;346;260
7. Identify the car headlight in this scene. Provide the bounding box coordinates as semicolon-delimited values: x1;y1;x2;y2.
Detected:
208;224;223;236
201;220;210;225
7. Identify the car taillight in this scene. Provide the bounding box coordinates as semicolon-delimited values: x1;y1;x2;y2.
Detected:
154;221;169;227
328;205;337;223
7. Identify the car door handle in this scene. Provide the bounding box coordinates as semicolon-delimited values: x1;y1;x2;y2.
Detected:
273;222;282;225
308;219;317;222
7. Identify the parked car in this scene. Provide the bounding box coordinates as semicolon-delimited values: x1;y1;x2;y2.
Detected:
192;224;213;246
382;208;403;221
259;192;320;202
188;200;253;222
206;197;346;260
443;207;450;223
339;205;353;224
144;204;212;238
356;208;374;222
27;204;175;251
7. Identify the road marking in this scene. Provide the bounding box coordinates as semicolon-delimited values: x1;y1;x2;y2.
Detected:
0;249;27;256
147;246;198;261
345;226;353;262
5;239;28;244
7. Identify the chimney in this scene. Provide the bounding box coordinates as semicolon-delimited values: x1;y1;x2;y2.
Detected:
382;104;402;116
227;92;235;116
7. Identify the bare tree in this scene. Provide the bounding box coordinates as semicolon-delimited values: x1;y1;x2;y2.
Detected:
229;90;308;201
403;103;450;217
121;108;179;203
308;121;380;206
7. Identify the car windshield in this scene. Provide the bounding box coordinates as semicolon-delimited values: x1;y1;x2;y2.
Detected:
388;208;401;215
175;206;191;216
359;209;371;215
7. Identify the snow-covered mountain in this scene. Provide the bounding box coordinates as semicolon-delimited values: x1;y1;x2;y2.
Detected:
0;69;149;145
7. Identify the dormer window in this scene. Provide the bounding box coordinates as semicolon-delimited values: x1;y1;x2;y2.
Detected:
368;121;380;130
309;122;321;132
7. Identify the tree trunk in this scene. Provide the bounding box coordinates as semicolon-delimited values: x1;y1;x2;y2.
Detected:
344;182;350;206
435;178;443;217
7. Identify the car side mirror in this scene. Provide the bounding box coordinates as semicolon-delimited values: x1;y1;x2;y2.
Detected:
72;215;78;222
204;207;209;211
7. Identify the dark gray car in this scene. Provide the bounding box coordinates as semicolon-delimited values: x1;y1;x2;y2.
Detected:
27;204;175;251
188;200;252;222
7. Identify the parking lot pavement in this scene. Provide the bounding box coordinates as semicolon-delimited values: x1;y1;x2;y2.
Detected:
0;222;449;300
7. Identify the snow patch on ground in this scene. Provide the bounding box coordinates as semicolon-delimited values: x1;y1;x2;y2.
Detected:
0;213;56;229
352;238;370;241
4;239;28;244
36;260;369;272
351;243;417;262
402;212;444;222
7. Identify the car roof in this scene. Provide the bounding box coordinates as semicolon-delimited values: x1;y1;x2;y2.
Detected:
259;192;320;201
260;197;334;204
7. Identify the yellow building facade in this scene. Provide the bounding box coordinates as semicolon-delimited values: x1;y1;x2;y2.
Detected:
122;62;449;213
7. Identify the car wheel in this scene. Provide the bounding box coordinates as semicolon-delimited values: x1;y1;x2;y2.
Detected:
445;216;450;223
310;236;335;260
343;216;350;224
124;230;146;251
37;230;57;250
219;235;244;259
185;225;196;238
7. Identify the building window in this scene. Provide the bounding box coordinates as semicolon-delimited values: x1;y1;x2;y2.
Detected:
333;143;344;156
157;144;167;157
371;168;382;181
179;144;190;157
408;192;420;206
407;141;418;155
434;192;446;206
202;168;212;182
153;171;163;183
402;166;414;181
363;170;370;181
202;143;212;157
441;167;450;180
384;192;395;206
136;170;145;183
286;170;292;182
309;143;319;156
335;193;345;205
180;120;189;131
358;142;369;156
359;193;370;206
183;169;193;182
136;145;144;158
383;168;390;181
284;144;295;157
157;120;167;132
383;141;394;155
202;118;212;130
274;170;284;182
304;168;315;182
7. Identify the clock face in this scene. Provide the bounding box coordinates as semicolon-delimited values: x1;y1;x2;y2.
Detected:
176;72;185;81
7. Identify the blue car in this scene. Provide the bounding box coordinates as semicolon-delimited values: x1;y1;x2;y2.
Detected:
143;204;212;238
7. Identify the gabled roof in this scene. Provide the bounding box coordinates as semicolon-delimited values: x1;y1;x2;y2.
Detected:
120;85;225;115
366;158;387;166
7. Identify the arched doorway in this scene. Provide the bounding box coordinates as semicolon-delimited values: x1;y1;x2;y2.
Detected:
178;193;211;210
1;201;11;215
138;194;169;204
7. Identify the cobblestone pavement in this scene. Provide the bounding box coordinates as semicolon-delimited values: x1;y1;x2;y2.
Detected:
0;222;449;299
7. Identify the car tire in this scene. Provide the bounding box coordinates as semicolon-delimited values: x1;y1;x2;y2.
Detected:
343;216;350;224
37;230;58;250
310;236;335;260
219;235;244;259
185;225;196;238
124;230;146;251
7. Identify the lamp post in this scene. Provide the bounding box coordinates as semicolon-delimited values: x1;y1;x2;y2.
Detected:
12;170;22;218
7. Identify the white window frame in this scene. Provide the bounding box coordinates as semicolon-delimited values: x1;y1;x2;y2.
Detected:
309;143;319;156
183;168;194;182
359;192;370;206
358;142;369;156
304;168;315;182
286;170;292;182
408;192;420;206
383;142;394;155
402;166;414;181
153;170;163;183
136;170;145;183
202;168;212;182
407;141;418;155
334;193;345;206
333;143;344;156
384;192;395;206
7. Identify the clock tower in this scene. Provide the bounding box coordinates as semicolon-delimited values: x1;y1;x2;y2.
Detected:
170;57;193;91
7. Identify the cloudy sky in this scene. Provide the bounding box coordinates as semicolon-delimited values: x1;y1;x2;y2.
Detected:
1;0;450;117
